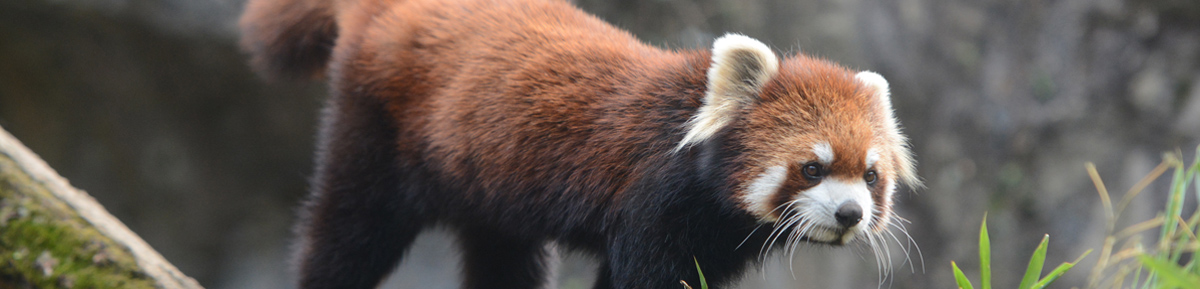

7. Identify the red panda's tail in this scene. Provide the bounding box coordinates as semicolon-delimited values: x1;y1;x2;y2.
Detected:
239;0;337;80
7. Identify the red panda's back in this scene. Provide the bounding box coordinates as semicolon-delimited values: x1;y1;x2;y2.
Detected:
336;0;709;219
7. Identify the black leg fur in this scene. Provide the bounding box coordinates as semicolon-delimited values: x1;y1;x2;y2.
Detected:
295;95;424;289
605;236;698;289
602;232;751;289
459;227;551;289
596;170;763;289
592;263;613;289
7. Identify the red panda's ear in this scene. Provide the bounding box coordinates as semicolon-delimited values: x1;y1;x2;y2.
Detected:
855;71;891;111
676;34;779;152
855;71;921;189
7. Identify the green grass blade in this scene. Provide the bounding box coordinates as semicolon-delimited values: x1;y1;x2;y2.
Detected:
1191;146;1200;212
1181;148;1200;271
1018;234;1050;289
1137;254;1200;288
1193;147;1200;256
1030;249;1090;289
1165;153;1196;282
1161;156;1188;257
980;215;991;289
1140;272;1157;289
1029;262;1075;289
693;258;708;289
952;261;975;289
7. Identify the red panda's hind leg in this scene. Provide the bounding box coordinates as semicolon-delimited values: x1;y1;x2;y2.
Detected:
295;95;425;289
459;227;553;289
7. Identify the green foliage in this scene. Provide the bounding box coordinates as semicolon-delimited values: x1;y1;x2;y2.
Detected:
1087;147;1200;289
950;215;1090;289
980;215;992;289
1136;256;1200;288
680;258;709;289
1017;235;1049;289
952;261;975;289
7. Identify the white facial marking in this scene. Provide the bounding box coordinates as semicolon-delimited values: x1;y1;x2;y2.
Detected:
791;179;874;243
866;148;880;168
743;165;788;222
812;142;834;165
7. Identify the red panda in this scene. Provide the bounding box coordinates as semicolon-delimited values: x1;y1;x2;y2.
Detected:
240;0;920;288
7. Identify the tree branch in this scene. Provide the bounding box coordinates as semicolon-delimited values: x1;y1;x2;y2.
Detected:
0;125;203;289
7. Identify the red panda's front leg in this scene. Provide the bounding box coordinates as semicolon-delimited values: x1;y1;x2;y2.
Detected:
458;227;553;289
600;230;745;289
595;200;757;289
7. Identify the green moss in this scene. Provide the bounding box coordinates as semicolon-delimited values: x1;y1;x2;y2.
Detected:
0;151;157;289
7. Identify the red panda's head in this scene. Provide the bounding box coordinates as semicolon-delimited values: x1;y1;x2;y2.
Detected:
678;34;920;247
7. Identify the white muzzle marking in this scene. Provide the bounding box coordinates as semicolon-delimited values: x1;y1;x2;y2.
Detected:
791;179;873;243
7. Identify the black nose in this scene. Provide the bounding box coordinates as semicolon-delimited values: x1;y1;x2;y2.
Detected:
834;202;863;228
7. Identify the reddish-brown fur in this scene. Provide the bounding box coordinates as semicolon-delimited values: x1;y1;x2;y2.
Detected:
241;0;911;288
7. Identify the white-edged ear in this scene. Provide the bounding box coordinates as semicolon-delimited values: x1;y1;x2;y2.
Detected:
856;71;921;189
675;34;779;152
855;71;891;112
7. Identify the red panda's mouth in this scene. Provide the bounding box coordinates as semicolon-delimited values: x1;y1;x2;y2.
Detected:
762;220;858;249
797;235;847;246
801;225;860;245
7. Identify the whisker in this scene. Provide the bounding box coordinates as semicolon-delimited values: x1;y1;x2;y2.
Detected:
882;225;913;272
757;203;793;260
881;234;894;288
780;212;810;265
736;222;766;250
865;232;885;285
786;211;816;262
890;218;925;273
879;230;894;275
760;200;804;261
786;216;816;279
875;230;899;289
757;203;803;278
878;232;893;289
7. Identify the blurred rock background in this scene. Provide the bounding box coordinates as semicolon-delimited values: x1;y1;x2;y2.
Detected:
2;0;1198;288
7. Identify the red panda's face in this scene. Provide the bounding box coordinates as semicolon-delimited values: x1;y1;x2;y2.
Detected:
734;62;906;246
680;34;918;249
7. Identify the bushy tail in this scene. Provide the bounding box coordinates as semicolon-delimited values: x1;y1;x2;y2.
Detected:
240;0;338;80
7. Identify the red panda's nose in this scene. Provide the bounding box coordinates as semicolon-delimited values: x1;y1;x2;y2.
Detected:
834;202;863;228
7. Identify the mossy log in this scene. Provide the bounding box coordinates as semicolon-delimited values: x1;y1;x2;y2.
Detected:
0;126;203;289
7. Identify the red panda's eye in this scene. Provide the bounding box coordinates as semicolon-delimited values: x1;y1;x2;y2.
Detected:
802;163;823;179
864;170;878;185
